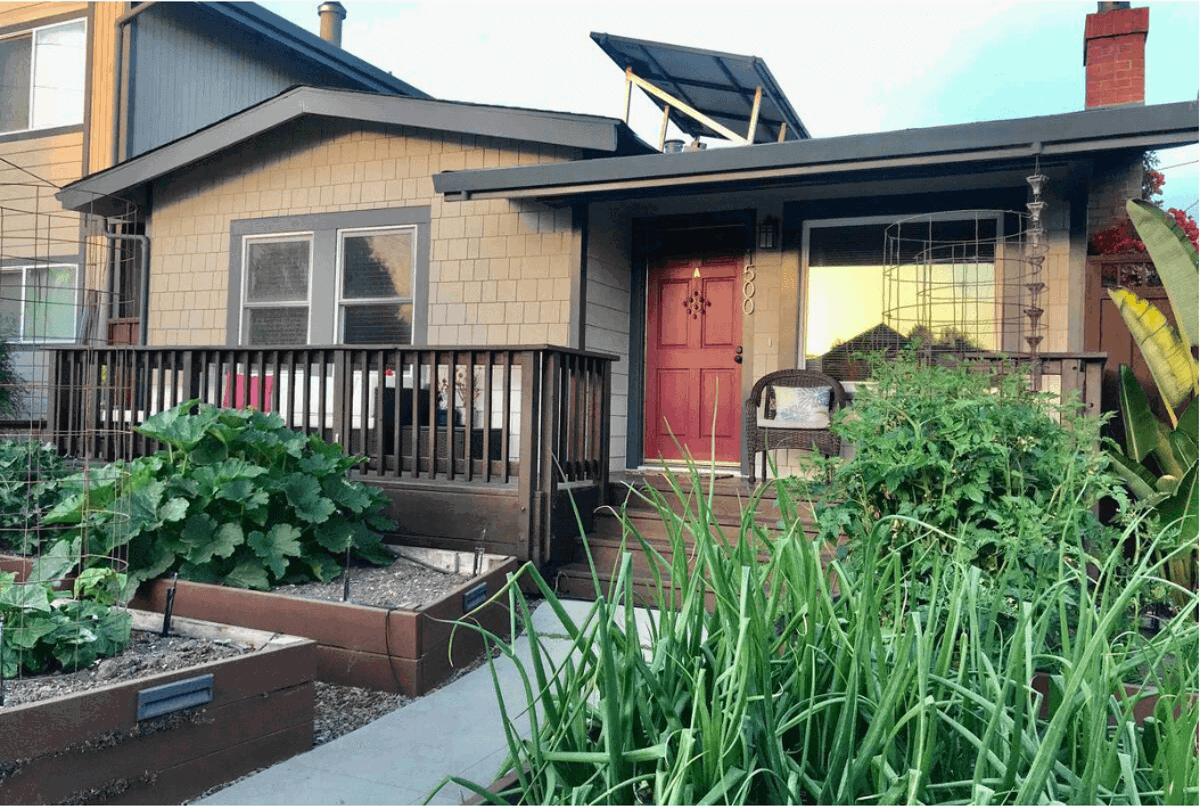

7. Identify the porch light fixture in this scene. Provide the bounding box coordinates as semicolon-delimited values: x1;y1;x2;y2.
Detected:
757;216;779;250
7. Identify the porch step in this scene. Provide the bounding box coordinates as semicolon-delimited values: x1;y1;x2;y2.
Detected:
553;477;823;603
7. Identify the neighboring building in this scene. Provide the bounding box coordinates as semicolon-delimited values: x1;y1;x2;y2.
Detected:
0;0;424;416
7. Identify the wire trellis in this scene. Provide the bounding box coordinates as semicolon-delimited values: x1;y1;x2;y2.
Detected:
0;155;139;688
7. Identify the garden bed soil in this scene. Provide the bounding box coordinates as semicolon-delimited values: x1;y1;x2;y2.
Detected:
130;547;522;696
0;610;316;805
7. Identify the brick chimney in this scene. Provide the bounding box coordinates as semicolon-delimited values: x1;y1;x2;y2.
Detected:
1084;2;1149;108
318;2;346;48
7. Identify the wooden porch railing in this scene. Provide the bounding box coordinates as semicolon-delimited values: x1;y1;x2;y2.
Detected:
47;344;614;566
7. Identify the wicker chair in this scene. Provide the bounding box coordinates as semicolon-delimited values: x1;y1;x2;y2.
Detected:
743;369;846;483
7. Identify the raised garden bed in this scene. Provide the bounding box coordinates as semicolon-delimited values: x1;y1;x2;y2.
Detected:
130;548;521;696
0;610;315;805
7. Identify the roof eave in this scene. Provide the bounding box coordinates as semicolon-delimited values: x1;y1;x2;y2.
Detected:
57;87;653;214
433;101;1200;200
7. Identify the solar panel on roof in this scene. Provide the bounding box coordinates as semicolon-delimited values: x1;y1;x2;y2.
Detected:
590;32;809;145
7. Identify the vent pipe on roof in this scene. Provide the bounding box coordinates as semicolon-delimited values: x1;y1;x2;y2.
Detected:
319;2;346;48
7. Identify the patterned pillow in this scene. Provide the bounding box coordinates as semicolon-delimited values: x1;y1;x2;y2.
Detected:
767;385;831;428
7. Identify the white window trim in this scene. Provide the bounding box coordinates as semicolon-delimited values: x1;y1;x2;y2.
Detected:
0;18;87;137
0;262;79;343
239;233;314;345
798;211;1006;368
334;224;418;343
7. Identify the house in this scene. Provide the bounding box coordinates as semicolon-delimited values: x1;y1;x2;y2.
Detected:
41;3;1200;569
1;0;424;417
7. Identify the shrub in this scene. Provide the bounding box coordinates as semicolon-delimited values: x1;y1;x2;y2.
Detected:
792;354;1128;615
0;439;73;554
43;401;395;593
432;468;1198;805
0;538;132;677
0;339;23;418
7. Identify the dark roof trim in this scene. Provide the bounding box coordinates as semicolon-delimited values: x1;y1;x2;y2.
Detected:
434;101;1199;200
199;2;428;98
57;86;654;214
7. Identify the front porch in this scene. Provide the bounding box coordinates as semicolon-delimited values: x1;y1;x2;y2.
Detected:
46;344;613;568
42;344;1104;582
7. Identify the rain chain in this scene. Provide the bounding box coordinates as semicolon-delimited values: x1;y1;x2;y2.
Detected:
1024;167;1049;355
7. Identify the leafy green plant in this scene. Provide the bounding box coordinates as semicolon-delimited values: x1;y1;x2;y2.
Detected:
1103;199;1198;601
0;339;24;418
43;401;395;593
0;538;132;678
0;439;74;553
430;465;1197;805
791;352;1125;616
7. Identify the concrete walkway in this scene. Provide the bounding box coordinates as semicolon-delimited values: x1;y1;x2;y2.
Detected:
199;599;602;805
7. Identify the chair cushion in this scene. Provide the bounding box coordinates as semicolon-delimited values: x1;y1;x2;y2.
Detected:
762;385;831;429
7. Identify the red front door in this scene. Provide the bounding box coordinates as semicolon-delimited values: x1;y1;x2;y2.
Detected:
645;256;743;464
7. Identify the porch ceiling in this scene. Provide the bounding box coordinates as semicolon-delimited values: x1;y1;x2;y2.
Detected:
433;100;1199;203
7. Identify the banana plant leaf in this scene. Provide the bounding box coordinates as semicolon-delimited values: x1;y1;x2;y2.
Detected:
1157;462;1198;543
1107;288;1198;421
1104;443;1160;500
1118;364;1162;463
1127;199;1199;353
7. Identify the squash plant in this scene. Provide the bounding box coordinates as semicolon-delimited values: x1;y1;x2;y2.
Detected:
43;402;395;594
0;537;132;678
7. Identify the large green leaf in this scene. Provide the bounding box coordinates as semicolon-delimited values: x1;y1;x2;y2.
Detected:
224;558;270;590
1127;199;1199;352
1118;364;1160;463
1104;443;1159;500
247;524;302;579
1157;462;1198;540
134;399;211;450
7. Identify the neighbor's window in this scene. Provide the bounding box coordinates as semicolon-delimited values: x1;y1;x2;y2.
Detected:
0;264;77;342
0;19;86;134
338;226;415;344
241;235;312;345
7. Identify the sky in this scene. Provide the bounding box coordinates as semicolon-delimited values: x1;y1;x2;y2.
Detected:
258;0;1200;213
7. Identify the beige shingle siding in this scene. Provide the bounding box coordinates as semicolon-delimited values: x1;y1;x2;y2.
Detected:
145;117;580;346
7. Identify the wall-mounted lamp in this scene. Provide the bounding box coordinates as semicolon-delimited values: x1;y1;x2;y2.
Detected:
757;215;779;251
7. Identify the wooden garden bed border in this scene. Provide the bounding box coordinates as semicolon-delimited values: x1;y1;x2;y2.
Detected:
128;553;523;695
0;610;316;805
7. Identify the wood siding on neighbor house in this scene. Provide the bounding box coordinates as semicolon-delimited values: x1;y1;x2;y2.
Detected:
145;117;583;347
0;2;86;30
123;4;361;159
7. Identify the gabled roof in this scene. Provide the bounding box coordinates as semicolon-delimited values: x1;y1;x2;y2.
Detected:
57;86;656;215
433;101;1199;201
179;2;429;98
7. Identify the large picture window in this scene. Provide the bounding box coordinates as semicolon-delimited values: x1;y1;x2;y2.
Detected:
0;19;86;135
230;207;428;346
0;264;77;342
801;213;1004;380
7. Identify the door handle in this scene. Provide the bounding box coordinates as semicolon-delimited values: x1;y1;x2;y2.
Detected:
734;346;743;364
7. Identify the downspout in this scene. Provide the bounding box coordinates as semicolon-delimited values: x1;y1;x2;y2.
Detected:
100;223;150;346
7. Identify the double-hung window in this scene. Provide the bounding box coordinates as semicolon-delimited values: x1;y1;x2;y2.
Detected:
338;227;415;344
231;207;428;346
0;263;77;342
241;235;312;345
0;19;86;135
